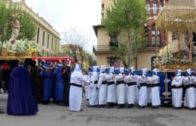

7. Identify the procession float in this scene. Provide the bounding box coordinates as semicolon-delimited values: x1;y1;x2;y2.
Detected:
0;10;73;63
0;39;38;60
154;0;196;104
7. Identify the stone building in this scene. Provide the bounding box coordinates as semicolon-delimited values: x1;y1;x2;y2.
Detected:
3;0;60;56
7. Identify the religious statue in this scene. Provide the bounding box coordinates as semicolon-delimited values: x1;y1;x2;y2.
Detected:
9;13;21;44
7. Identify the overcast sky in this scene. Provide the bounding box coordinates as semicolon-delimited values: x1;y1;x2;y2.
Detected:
25;0;101;53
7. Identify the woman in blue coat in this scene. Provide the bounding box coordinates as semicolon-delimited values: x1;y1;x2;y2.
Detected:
7;61;38;115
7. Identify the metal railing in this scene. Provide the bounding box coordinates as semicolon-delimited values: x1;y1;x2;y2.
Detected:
93;45;111;52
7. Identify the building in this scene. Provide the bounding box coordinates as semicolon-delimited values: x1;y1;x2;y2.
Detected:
3;0;60;56
93;0;168;69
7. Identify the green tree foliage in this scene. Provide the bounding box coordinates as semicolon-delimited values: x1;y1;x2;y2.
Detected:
19;11;36;40
103;0;146;67
0;2;11;42
0;2;36;42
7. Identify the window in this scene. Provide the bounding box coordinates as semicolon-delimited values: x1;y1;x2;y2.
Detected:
42;31;45;46
151;25;156;35
153;3;157;15
156;35;161;47
152;30;156;35
51;37;54;50
152;36;156;46
37;28;39;44
172;32;179;40
42;50;44;56
146;4;150;15
109;34;118;47
146;0;150;4
153;0;156;3
151;25;161;47
47;34;50;48
151;56;158;69
55;40;57;51
101;3;104;18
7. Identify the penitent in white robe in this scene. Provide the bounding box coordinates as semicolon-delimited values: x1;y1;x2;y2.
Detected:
124;74;137;105
89;71;99;106
138;75;148;107
183;76;195;109
69;69;87;112
105;73;116;103
83;75;90;100
97;73;108;105
115;73;126;105
171;76;183;108
149;75;161;107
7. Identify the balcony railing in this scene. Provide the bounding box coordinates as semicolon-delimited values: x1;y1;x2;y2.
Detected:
93;45;117;54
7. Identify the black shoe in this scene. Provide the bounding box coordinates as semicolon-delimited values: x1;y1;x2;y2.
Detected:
117;104;125;108
138;105;146;108
152;105;160;109
174;107;181;109
97;105;105;108
0;109;4;114
107;103;114;108
42;101;49;105
127;104;134;108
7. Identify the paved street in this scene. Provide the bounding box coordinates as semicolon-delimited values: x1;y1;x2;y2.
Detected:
1;94;196;126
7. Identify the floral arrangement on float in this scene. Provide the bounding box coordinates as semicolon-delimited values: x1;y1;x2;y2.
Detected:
153;51;196;72
0;39;38;57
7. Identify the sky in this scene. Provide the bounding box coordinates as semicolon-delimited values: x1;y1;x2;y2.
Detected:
25;0;101;53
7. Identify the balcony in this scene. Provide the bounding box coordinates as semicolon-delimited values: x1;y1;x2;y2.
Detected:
93;45;117;55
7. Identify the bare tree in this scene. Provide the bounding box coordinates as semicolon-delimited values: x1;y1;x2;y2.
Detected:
61;28;89;61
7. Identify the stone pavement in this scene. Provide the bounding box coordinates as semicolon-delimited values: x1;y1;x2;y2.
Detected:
1;94;196;126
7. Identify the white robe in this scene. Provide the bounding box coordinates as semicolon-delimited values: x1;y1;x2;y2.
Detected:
124;74;137;105
89;72;99;106
69;71;86;112
149;75;161;107
83;75;90;100
147;76;152;105
138;75;148;107
183;76;195;109
87;74;93;102
97;73;108;105
193;77;196;107
171;76;183;108
115;73;126;104
105;73;116;103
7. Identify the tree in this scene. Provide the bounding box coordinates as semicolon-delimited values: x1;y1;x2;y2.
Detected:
61;28;89;60
18;11;36;40
0;2;36;42
0;1;11;42
103;0;146;67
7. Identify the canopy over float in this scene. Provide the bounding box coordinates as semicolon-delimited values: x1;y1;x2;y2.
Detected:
155;0;196;71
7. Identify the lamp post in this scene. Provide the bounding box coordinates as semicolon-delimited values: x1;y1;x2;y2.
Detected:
162;71;171;105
